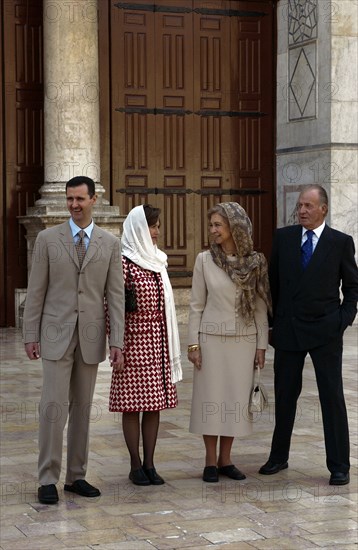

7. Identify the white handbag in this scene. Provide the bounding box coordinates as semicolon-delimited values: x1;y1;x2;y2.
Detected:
248;367;268;413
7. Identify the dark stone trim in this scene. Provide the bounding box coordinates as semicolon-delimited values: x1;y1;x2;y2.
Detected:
114;2;266;17
277;143;358;154
115;107;266;117
117;188;267;196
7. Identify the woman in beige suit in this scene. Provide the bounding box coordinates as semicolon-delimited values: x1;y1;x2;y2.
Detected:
188;202;271;482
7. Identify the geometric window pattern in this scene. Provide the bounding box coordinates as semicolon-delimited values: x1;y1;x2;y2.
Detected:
288;0;318;119
288;0;318;44
289;46;316;119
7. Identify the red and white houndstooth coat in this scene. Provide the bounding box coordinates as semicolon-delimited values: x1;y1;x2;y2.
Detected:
109;257;178;412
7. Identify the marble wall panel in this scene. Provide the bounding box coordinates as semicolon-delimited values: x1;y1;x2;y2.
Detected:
276;0;357;240
276;0;289;55
331;0;358;38
330;149;358;242
331;37;358;103
276;149;331;227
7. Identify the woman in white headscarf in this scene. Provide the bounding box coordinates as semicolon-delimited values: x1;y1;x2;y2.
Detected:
109;204;182;486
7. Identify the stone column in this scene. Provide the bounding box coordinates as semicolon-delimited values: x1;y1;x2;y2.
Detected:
276;0;357;246
19;0;121;276
330;1;358;239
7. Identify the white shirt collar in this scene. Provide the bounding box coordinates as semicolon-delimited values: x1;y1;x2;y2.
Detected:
302;221;326;239
69;218;94;239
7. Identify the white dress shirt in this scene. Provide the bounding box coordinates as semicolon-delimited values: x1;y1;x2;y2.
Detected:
69;218;94;250
301;221;325;253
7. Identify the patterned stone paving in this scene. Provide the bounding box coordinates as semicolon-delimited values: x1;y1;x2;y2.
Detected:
0;325;357;549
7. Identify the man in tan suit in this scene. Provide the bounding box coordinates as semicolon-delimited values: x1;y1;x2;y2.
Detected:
23;176;124;504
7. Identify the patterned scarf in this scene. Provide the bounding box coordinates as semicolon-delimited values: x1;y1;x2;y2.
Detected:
210;202;272;322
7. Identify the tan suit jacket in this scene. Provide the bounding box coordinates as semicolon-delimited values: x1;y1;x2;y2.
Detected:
188;251;268;348
23;221;124;363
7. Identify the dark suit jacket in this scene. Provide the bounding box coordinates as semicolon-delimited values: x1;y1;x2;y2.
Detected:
270;224;358;351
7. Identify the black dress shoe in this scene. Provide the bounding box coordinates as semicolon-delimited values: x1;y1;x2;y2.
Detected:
144;467;165;485
259;460;288;475
218;464;246;480
129;468;150;486
203;466;219;482
329;472;350;486
64;479;101;497
38;484;59;504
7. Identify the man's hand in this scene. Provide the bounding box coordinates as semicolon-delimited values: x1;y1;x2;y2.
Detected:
110;346;124;372
25;342;40;360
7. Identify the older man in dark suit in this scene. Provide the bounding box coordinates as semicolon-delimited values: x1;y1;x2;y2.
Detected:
259;184;358;485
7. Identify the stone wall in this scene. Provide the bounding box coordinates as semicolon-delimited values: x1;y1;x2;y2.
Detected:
276;0;357;248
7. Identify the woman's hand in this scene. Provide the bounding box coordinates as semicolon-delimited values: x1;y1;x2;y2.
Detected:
188;350;202;369
254;349;266;369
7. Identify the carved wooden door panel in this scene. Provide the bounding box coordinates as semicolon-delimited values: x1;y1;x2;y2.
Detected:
111;0;196;280
1;0;43;326
108;0;275;285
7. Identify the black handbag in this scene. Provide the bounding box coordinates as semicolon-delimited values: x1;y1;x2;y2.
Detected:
124;258;137;313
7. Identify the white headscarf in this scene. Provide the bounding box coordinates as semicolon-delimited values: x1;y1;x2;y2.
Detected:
121;205;182;384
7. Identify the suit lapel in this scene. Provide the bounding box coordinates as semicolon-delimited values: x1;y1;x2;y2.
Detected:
58;221;80;268
58;221;103;270
303;225;333;275
294;225;334;291
284;226;303;283
81;225;103;270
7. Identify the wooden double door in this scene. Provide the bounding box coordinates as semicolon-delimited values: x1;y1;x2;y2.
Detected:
0;0;275;326
101;0;276;285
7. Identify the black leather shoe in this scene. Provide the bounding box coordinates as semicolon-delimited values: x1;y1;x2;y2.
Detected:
259;460;288;475
64;479;101;497
218;464;246;480
144;467;165;485
329;472;350;486
203;466;219;482
129;468;150;486
38;484;59;504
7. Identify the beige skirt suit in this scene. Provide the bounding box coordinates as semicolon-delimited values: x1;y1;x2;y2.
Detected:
188;251;269;437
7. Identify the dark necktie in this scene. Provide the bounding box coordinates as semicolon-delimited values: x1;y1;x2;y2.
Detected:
75;230;86;267
301;229;314;270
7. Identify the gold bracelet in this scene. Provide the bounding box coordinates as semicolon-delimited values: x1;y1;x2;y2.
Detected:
188;344;200;353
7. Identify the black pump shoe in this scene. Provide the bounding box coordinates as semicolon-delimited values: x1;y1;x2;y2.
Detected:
129;468;150;486
218;464;246;480
143;467;165;485
203;466;219;482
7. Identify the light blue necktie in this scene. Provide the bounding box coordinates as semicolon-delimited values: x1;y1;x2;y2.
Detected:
301;230;314;270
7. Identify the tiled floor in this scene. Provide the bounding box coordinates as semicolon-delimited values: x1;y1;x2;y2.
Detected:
0;325;357;549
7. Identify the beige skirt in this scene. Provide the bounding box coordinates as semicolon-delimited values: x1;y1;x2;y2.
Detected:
189;333;257;437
